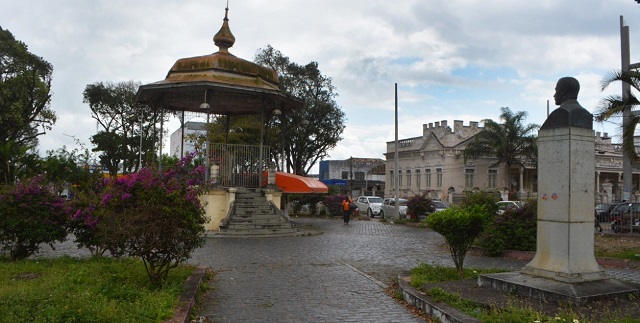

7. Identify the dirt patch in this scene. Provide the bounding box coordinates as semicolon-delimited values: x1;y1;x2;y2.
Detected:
595;233;640;258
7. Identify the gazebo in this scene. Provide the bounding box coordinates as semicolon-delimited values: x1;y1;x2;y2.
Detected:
135;6;326;232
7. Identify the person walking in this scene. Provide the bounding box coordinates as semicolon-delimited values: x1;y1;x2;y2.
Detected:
341;196;353;225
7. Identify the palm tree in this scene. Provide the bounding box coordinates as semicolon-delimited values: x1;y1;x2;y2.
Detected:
595;69;640;161
463;107;539;191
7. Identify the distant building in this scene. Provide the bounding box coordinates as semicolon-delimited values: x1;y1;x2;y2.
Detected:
385;119;640;204
319;158;385;197
169;121;207;157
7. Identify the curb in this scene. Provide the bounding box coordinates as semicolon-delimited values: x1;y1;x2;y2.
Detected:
164;266;207;323
397;273;480;323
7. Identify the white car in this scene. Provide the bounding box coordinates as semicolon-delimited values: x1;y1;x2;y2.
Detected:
356;196;384;218
380;198;408;219
496;201;524;215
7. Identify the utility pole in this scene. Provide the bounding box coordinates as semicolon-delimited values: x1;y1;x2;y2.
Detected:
620;16;640;200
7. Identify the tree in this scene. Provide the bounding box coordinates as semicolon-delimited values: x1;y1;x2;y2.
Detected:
83;81;164;177
426;205;489;278
463;107;539;190
595;69;640;162
254;45;345;175
0;27;56;184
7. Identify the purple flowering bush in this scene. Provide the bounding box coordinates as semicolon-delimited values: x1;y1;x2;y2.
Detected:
68;153;208;287
0;176;68;260
323;194;348;216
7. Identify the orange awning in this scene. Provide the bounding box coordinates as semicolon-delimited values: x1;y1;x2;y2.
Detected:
275;172;328;194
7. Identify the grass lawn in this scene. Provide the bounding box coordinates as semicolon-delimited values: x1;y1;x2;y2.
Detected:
0;256;194;322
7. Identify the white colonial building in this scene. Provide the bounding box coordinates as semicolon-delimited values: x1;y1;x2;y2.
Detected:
385;119;640;204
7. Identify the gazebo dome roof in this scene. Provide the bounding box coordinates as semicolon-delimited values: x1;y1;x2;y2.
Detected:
159;7;279;91
136;6;300;115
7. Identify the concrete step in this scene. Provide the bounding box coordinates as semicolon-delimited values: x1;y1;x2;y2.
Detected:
228;218;286;225
219;227;299;235
226;223;295;230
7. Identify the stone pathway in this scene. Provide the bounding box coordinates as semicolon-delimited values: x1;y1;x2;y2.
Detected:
34;217;640;322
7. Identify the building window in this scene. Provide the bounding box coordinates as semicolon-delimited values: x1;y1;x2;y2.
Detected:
399;170;403;187
341;171;348;180
488;169;498;189
436;168;443;188
406;170;412;187
465;168;475;189
416;169;421;189
354;171;365;180
389;171;394;188
425;169;431;188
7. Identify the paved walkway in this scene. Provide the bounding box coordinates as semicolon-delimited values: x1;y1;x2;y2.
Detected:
187;218;640;322
34;217;640;322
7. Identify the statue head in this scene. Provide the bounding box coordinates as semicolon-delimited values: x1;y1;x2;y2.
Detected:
553;77;580;105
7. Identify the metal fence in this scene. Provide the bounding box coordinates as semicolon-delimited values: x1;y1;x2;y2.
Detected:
209;143;271;188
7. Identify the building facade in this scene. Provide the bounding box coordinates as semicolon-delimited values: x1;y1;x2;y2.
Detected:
319;158;386;197
385;119;640;204
169;121;208;157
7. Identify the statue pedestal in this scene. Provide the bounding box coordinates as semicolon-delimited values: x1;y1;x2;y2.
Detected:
480;126;640;305
522;126;605;282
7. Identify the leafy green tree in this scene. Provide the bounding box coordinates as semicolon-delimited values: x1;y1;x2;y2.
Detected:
426;205;489;278
0;27;56;184
595;69;640;161
463;107;539;191
254;45;345;175
83;81;164;177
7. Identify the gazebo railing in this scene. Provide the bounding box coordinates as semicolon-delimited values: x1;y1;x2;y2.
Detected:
209;143;271;188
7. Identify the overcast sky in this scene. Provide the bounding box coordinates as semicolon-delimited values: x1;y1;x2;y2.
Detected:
2;0;640;174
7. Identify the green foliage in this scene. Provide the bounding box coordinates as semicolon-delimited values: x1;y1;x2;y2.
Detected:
410;263;503;288
68;154;209;287
463;107;538;190
323;194;348;216
254;45;346;175
0;27;56;184
460;190;499;215
426;205;490;278
290;193;324;216
596;69;640;163
0;176;68;260
478;199;537;256
406;193;435;220
0;257;194;322
84;81;164;177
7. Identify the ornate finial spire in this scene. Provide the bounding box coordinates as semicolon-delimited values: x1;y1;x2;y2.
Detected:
213;3;235;53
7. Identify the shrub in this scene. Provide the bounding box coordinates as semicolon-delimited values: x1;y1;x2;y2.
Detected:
67;154;209;288
0;176;68;260
406;193;435;220
323;194;348;216
478;199;537;256
426;205;490;278
460;191;499;216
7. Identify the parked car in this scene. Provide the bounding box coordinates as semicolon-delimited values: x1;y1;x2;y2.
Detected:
379;198;407;219
595;203;615;222
356;196;384;218
416;200;449;221
432;200;449;212
496;201;524;215
609;202;640;233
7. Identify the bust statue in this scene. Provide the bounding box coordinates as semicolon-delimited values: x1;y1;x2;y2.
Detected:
540;77;593;130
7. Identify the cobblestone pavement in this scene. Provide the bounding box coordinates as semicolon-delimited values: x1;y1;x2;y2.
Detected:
187;217;640;322
34;217;640;322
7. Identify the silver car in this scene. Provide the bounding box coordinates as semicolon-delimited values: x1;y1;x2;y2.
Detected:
380;198;408;219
